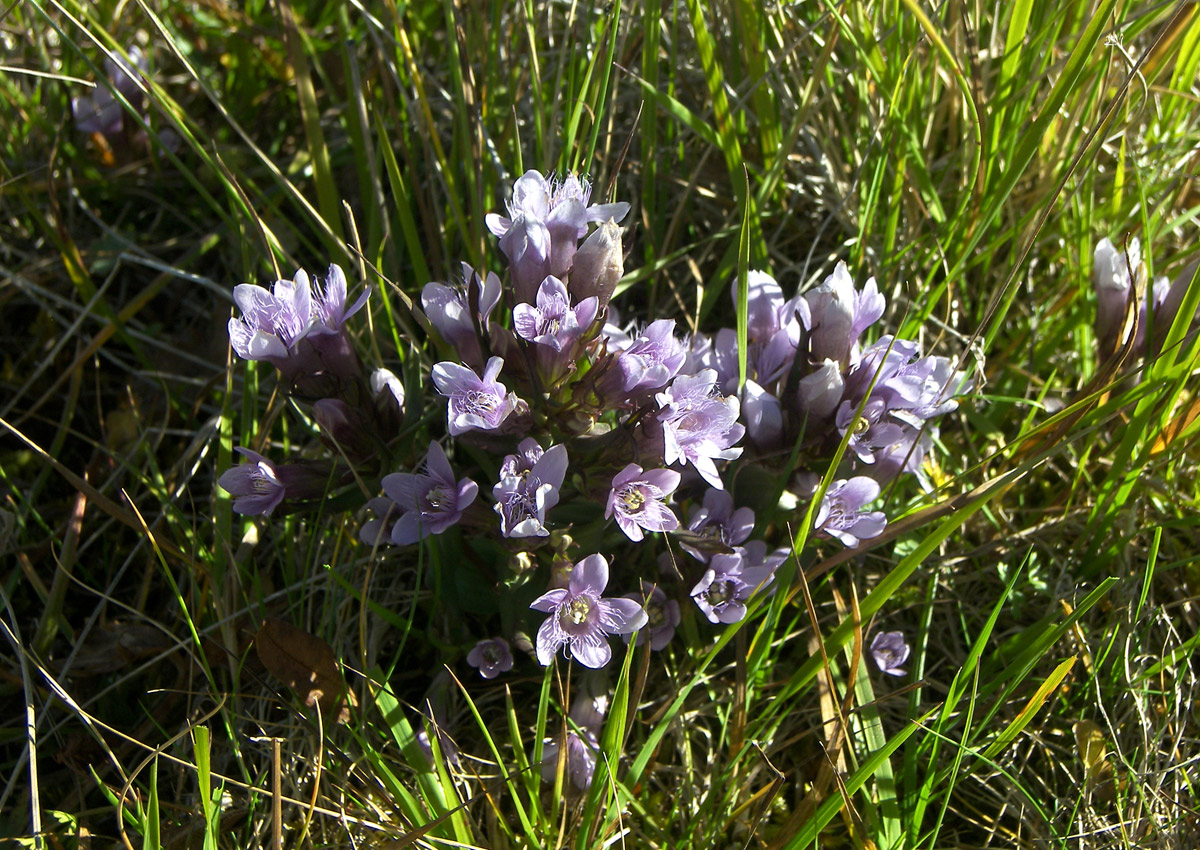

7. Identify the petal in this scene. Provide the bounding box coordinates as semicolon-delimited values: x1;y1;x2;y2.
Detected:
570;632;612;669
570;554;609;596
424;441;455;483
598;598;649;634
535;615;563;666
381;472;425;508
530;588;569;613
431;361;477;395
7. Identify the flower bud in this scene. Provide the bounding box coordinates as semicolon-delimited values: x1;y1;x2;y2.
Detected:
569;219;624;311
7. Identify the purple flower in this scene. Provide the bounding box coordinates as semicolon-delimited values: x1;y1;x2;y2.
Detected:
796;359;845;424
421;263;502;371
514;276;599;380
740;379;783;449
605;464;681;542
431;356;518;436
614;319;687;396
814;477;887;548
542;693;607;790
227;265;369;383
836;398;910;466
1093;237;1140;355
656;370;744;489
466;638;514;679
217;448;285;515
804;262;885;365
371;367;406;415
623;581;680;650
530;554;648;668
690;547;780;624
682;488;755;561
870;631;910;677
218;448;331;515
739;271;810;384
380;442;478;545
72;46;148;138
492;439;568;537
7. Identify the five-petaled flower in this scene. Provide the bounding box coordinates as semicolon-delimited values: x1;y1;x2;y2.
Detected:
378;441;478;545
605;464;681;542
530;554;647;668
432;356;518;436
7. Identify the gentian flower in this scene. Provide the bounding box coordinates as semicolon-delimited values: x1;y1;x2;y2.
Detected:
217;448;285;516
530;553;648;668
466;638;514;679
681;488;754;561
421;263;502;371
218;448;332;515
623;581;680;650
492;439;568;537
605;464;681;541
227;265;369;385
655;370;744;488
431;356;518;436
870;631;910;677
613;319;687;396
1093;237;1140;355
72;46;147;138
813;477;887;548
514;275;598;350
542;694;607;790
690;548;779;624
740;379;783;449
569;219;625;309
380;442;478;545
803;262;885;365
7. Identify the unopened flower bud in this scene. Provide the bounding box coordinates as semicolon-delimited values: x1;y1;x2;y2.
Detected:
569;219;623;310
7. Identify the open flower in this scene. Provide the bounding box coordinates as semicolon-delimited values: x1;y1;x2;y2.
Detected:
217;448;285;515
682;488;755;561
492;439;568;537
690;546;783;624
656;370;744;489
379;442;478;544
814;477;887;547
431;356;518;436
605;465;681;541
466;638;514;679
870;631;910;677
623;581;680;650
530;554;648;668
227;265;369;385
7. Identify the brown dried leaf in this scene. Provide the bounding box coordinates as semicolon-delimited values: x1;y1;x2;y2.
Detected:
255;618;356;723
1150;395;1200;456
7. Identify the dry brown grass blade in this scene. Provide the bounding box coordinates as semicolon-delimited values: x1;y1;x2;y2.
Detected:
1149;394;1200;455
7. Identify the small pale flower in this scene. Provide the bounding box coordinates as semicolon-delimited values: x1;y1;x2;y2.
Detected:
217;448;285;516
431;356;518;436
605;464;681;542
814;477;888;548
656;370;744;489
513;275;598;351
623;581;680;651
380;442;478;545
421;263;502;370
493;440;568;537
466;638;514;679
690;548;779;624
682;488;755;561
615;319;687;395
870;631;910;677
530;554;648;668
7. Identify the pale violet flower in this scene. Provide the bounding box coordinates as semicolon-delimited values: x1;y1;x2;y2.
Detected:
614;319;687;396
870;631;911;677
814;477;888;548
605;464;681;542
421;263;502;370
622;581;680;651
690;547;779;624
492;439;568;537
803;262;884;365
379;442;478;545
431;356;518;436
682;488;755;561
513;275;598;351
655;370;744;489
217;448;285;516
530;554;648;668
542;693;608;790
466;638;514;679
227;265;369;382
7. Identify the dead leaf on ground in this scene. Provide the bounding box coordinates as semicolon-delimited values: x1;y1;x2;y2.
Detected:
254;618;356;724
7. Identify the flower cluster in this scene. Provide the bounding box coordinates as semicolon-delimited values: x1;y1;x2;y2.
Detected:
217;167;976;788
